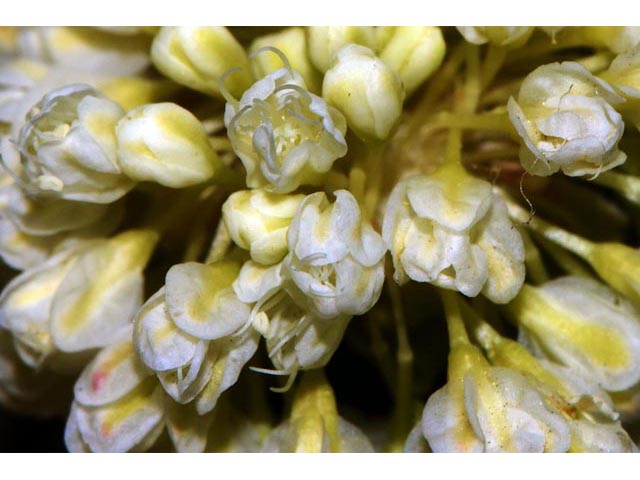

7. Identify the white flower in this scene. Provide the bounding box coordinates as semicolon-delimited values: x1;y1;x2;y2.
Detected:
0;229;157;369
66;340;165;453
422;344;571;453
225;66;347;193
261;371;374;452
306;27;377;74
378;27;446;96
116;102;223;188
283;190;386;319
508;61;626;177
383;172;525;303
232;260;351;375
322;44;405;141
600;47;640;101
134;261;260;414
17;27;150;76
507;276;640;392
222;189;304;265
16;83;134;202
150;27;251;99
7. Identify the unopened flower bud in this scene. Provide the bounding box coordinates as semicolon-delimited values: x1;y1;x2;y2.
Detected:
581;242;640;308
0;229;157;369
250;27;321;94
225;66;347;193
222;189;304;265
116;102;223;188
506;277;640;392
580;26;640;54
422;342;570;452
150;27;252;99
306;27;377;73
17;27;150;76
383;171;524;303
66;340;164;453
508;61;626;177
456;26;534;47
1;182;109;236
322;44;404;141
378;27;445;95
283;190;386;319
16;84;135;203
262;371;374;452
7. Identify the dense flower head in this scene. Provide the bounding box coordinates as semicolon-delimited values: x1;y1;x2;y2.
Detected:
3;25;640;454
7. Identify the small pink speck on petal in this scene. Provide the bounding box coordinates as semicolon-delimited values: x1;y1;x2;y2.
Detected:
91;371;108;393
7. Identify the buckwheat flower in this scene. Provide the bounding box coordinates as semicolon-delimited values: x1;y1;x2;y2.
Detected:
116;102;223;188
134;261;260;414
266;302;350;375
283;190;386;320
0;229;157;369
456;27;534;47
422;292;570;453
466;308;637;452
224;64;347;193
150;27;252;99
0;214;53;270
306;27;377;73
378;27;446;96
262;371;374;452
383;170;524;303
580;26;640;54
0;59;47;130
66;340;165;453
423;348;571;452
505;276;640;392
508;61;626;177
231;260;350;376
0;182;111;236
322;44;404;141
222;189;304;265
599;46;640;102
250;27;322;94
17;27;150;76
15;83;135;203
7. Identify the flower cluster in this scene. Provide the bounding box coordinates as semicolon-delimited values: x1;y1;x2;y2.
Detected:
1;26;640;454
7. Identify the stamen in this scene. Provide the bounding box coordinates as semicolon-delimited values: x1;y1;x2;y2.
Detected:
249;46;294;77
218;67;244;105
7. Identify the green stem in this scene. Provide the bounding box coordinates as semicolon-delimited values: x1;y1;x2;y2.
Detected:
387;279;414;453
592;171;640;205
439;289;470;349
520;228;550;285
431;111;518;139
505;198;595;260
480;45;507;90
205;219;233;263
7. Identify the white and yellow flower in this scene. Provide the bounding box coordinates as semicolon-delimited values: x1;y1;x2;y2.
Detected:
225;64;347;193
508;62;626;177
